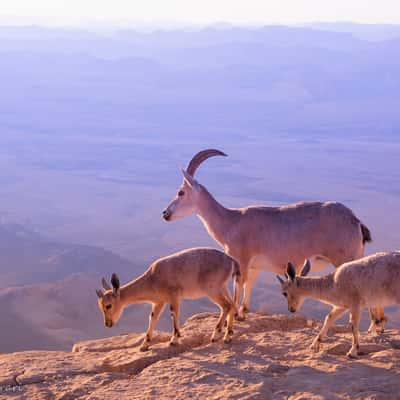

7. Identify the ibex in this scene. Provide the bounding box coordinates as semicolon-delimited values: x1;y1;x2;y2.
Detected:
162;149;384;330
96;247;240;351
277;252;400;358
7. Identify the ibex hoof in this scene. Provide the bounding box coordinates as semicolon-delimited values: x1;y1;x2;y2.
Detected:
223;336;232;344
235;314;246;322
139;345;149;352
346;350;358;359
367;325;377;336
309;343;320;353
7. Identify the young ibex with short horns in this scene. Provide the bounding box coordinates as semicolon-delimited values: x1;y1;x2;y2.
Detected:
162;149;384;330
278;252;400;358
96;247;240;351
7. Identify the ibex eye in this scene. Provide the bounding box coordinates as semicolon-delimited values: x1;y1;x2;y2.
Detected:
178;190;185;196
105;304;112;310
283;292;287;298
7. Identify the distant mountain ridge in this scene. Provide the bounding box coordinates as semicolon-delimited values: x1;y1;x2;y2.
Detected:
0;221;154;351
0;221;137;287
0;24;399;139
307;22;400;41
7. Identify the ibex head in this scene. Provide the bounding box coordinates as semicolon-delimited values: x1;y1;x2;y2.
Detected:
162;149;226;221
96;273;123;328
276;259;311;313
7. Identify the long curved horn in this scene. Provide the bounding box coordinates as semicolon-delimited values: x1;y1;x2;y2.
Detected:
186;149;227;177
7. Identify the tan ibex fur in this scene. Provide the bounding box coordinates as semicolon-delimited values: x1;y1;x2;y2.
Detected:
162;149;384;329
278;252;400;358
96;247;240;351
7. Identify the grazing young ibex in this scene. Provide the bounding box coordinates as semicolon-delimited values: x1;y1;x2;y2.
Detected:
162;149;384;329
277;252;400;358
96;247;240;351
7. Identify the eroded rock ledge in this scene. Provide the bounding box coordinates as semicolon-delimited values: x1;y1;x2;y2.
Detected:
1;313;399;399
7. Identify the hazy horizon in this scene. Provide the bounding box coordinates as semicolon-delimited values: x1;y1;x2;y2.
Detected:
0;19;400;32
1;0;400;28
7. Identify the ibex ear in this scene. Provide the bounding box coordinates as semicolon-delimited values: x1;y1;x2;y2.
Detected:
286;262;296;282
111;273;120;293
101;277;111;291
300;259;311;277
181;169;198;189
96;289;104;299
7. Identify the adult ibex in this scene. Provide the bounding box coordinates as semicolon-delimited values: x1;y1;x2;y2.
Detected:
162;149;385;330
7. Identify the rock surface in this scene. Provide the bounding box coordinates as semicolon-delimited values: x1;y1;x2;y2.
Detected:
1;312;400;399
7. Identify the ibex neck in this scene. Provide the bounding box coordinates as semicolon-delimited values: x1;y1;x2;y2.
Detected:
120;273;152;306
196;185;237;247
296;275;335;303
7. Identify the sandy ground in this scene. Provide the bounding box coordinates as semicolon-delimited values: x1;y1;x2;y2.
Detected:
1;312;400;400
